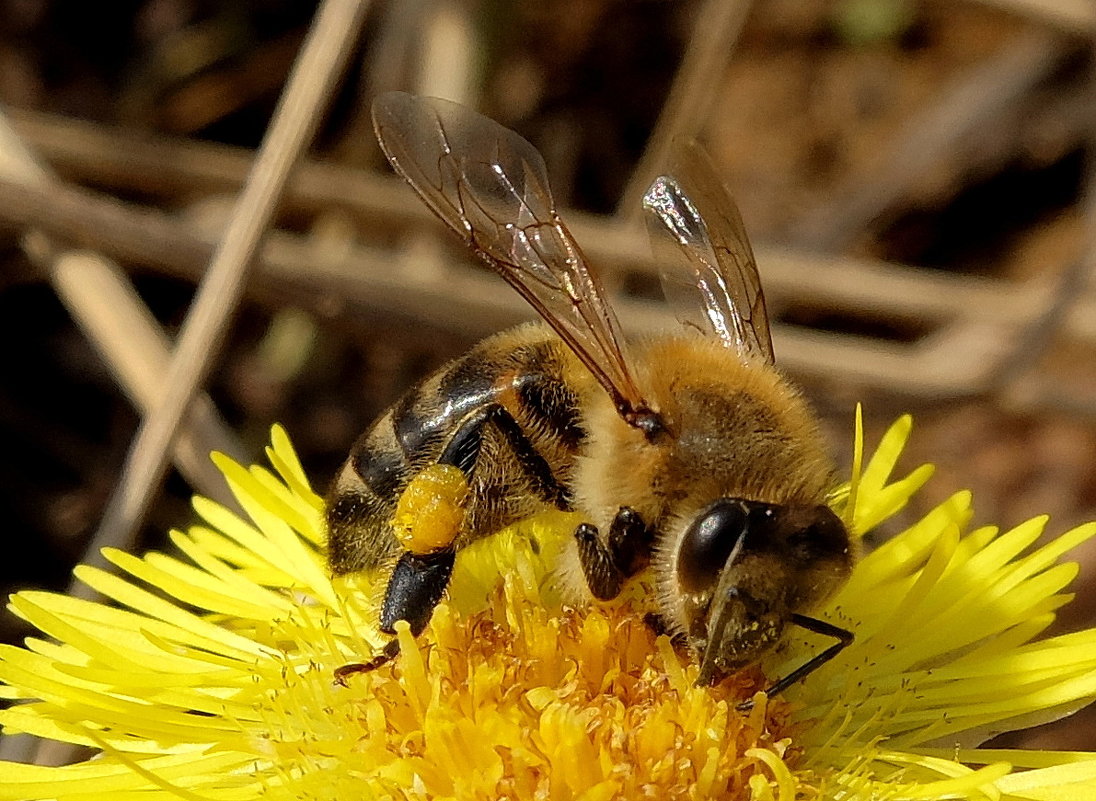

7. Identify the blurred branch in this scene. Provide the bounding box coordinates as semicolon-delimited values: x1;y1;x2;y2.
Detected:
0;146;1083;331
18;78;1091;235
3;81;1096;416
0;175;219;272
86;0;372;597
416;0;477;103
333;0;430;166
786;30;1064;252
6;105;422;227
4;165;1096;408
970;0;1096;34
617;0;754;221
14;98;1094;320
0;113;243;502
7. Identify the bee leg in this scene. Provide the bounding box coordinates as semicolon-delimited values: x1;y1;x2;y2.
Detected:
349;457;463;684
643;612;688;645
379;549;457;635
735;614;854;711
436;406;491;474
377;401;498;635
606;505;655;576
443;404;571;509
335;549;456;684
575;523;623;600
333;639;401;685
575;506;655;600
341;405;565;682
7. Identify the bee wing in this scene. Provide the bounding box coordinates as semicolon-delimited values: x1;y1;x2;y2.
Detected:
372;92;651;421
641;141;775;365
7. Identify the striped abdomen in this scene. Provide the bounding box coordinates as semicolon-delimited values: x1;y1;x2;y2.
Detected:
326;324;586;576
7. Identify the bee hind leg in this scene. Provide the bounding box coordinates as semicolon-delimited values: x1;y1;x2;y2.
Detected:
575;506;654;600
336;436;468;684
337;404;568;682
373;403;492;646
333;639;401;685
442;403;571;509
334;549;455;684
378;549;457;635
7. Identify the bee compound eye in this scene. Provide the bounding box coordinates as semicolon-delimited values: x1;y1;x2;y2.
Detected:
677;500;749;594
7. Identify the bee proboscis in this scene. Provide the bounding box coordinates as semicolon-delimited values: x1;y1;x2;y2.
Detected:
327;92;854;699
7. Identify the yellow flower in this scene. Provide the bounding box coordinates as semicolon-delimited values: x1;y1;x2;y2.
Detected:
2;412;1096;800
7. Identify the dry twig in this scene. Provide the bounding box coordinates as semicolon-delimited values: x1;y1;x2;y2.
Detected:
617;0;754;221
85;0;373;592
2;161;1094;348
971;0;1096;34
0;114;243;502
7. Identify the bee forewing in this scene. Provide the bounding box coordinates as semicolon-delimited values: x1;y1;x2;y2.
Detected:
641;141;775;365
372;91;651;422
371;91;554;241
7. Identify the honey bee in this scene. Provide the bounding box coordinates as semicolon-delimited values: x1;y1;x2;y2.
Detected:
328;91;854;697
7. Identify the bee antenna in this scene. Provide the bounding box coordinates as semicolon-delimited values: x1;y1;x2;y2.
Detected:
735;614;853;711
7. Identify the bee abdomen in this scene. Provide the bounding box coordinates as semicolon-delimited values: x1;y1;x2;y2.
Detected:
327;421;412;574
327;487;397;574
352;423;411;499
326;326;587;575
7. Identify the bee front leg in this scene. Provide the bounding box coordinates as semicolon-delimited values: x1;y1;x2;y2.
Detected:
575;506;654;600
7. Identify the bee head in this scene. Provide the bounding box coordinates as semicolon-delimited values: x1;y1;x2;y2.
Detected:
674;499;851;686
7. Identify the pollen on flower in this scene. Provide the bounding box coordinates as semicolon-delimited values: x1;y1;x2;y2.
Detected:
301;503;804;799
323;569;800;800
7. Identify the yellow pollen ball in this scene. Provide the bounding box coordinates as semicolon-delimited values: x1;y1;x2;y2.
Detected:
392;463;469;553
